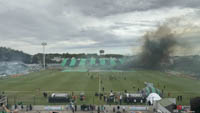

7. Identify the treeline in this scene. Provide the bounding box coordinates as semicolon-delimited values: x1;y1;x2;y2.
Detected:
0;47;124;64
0;47;31;63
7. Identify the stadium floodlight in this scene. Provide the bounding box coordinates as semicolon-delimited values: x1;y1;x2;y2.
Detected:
41;42;47;70
99;50;105;56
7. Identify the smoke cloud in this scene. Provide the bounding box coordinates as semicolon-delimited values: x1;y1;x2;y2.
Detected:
134;17;200;69
139;25;177;69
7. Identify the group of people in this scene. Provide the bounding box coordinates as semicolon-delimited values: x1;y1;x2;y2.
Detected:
66;101;77;113
97;90;146;105
1;104;18;113
112;106;126;113
1;103;32;113
96;90;123;105
80;104;95;111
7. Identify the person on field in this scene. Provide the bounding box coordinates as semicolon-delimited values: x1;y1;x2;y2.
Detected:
113;107;116;113
97;106;100;113
120;95;123;105
122;106;125;112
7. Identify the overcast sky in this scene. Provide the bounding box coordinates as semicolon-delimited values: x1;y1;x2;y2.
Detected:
0;0;200;55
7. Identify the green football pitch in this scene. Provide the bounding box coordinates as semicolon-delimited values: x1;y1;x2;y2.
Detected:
0;70;200;105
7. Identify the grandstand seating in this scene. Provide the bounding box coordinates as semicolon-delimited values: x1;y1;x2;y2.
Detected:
99;58;106;66
90;57;96;66
69;58;76;67
61;58;68;67
61;57;127;67
110;58;116;66
119;58;126;64
105;58;110;65
79;59;86;66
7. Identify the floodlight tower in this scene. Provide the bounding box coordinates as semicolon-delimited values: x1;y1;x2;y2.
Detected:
99;50;105;56
41;42;47;69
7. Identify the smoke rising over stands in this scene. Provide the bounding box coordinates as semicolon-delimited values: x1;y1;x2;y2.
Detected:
138;25;177;69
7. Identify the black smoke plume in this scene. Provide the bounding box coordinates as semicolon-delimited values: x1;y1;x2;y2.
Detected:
138;25;177;69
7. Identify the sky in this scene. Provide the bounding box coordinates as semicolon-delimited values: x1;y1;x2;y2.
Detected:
0;0;200;55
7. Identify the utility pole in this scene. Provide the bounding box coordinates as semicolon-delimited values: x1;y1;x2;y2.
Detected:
41;42;47;69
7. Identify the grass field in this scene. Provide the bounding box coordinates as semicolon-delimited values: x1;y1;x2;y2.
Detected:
0;69;200;105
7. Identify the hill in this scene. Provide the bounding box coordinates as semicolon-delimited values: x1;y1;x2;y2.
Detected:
0;47;31;63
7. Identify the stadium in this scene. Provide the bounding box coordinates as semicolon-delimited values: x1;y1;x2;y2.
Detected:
0;56;200;112
1;0;200;113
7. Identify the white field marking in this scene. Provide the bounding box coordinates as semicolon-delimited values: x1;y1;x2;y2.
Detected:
99;74;101;93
